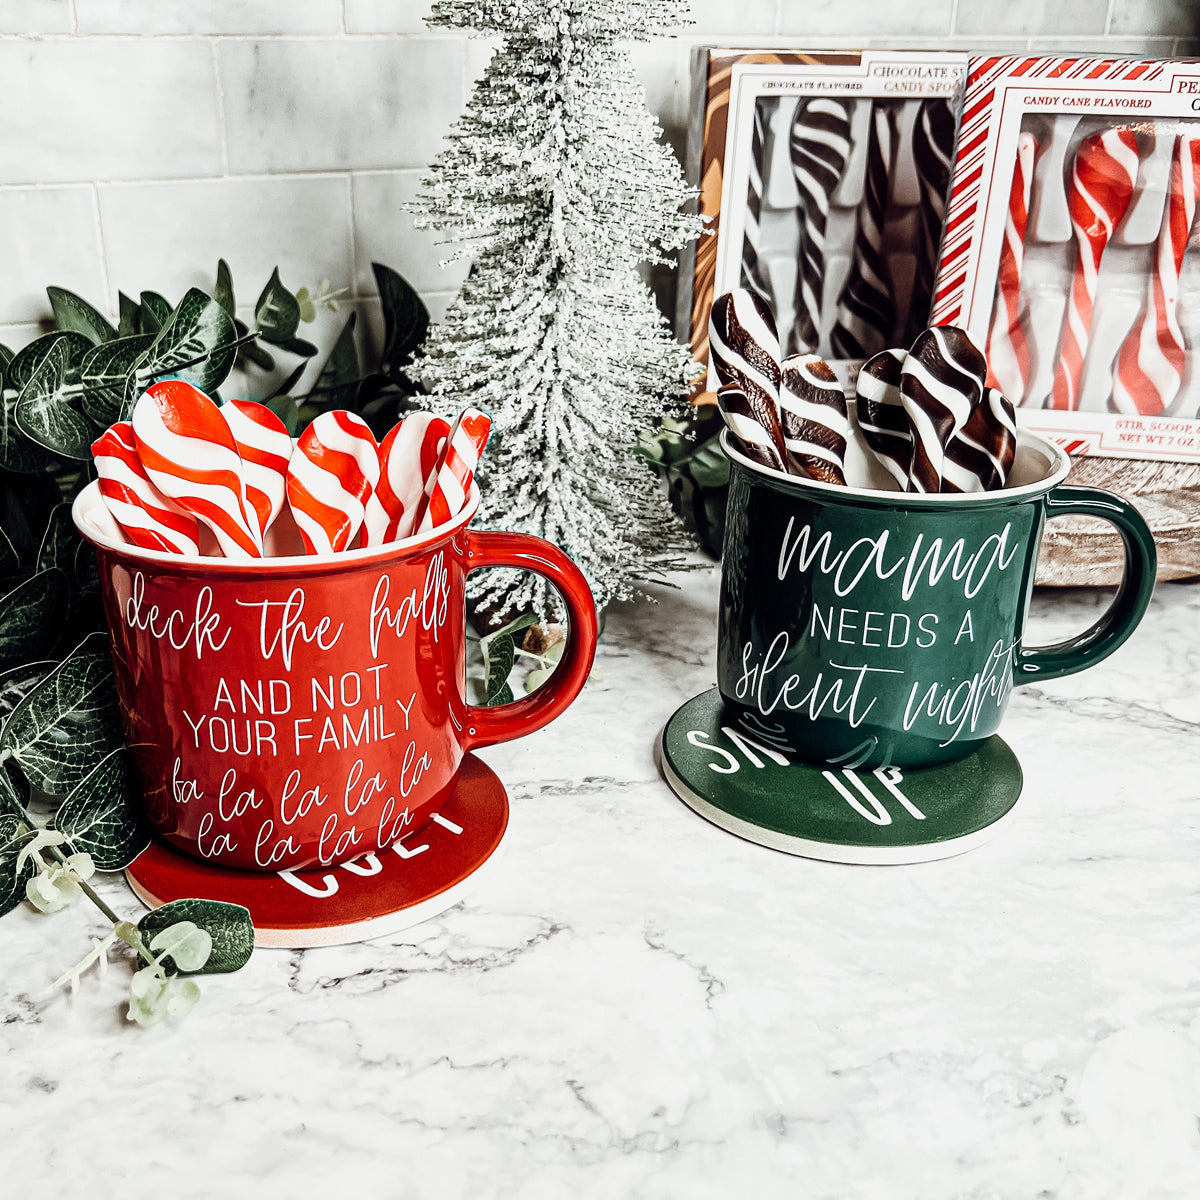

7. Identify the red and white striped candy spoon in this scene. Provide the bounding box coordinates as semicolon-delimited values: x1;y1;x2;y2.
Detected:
92;421;201;555
220;399;292;544
131;380;261;558
1049;128;1140;411
986;130;1038;404
414;407;492;534
1110;132;1200;416
362;411;451;545
286;411;381;555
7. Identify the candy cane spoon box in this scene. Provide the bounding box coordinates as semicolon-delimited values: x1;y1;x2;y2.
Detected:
932;55;1200;463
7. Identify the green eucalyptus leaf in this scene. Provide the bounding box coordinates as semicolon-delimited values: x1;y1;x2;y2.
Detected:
214;259;236;318
482;611;539;644
311;312;360;410
233;318;275;371
274;336;318;358
15;336;100;460
265;395;303;436
0;659;57;728
138;899;254;975
74;537;100;596
373;263;428;379
7;331;90;391
54;748;148;870
0;816;37;919
486;682;514;707
524;667;550;692
46;287;117;346
139;289;237;395
0;471;62;560
0;524;17;577
0;568;69;670
295;286;316;324
1;631;124;794
36;503;80;575
78;334;154;427
679;434;731;490
254;268;301;345
484;633;515;701
139;292;172;334
0;764;28;822
265;362;306;403
147;921;212;973
118;292;140;338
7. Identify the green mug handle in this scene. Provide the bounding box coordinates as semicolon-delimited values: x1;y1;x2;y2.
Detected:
1016;484;1157;683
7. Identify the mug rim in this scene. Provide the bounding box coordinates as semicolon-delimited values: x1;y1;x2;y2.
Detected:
72;478;481;573
720;426;1071;506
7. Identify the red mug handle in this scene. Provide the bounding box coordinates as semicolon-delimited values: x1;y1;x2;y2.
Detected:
461;530;598;751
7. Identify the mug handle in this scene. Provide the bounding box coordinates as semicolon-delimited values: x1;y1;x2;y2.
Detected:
461;529;598;750
1016;484;1157;683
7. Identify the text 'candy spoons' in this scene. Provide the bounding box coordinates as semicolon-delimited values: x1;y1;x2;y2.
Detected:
362;411;451;545
220;399;291;543
132;380;261;558
415;407;492;534
778;354;848;485
92;421;201;555
287;410;381;555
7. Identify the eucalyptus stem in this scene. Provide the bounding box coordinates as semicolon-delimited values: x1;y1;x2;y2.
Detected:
45;844;155;967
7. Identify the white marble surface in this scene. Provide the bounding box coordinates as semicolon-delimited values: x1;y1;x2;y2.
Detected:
4;564;1200;1198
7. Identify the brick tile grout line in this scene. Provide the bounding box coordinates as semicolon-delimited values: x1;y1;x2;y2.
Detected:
211;37;230;178
88;182;114;319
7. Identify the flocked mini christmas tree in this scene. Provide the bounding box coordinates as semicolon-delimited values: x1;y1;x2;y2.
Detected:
413;0;703;614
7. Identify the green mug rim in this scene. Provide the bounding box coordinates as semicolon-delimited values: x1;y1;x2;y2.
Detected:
719;425;1072;507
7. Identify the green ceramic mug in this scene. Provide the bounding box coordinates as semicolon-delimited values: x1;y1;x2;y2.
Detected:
716;426;1157;770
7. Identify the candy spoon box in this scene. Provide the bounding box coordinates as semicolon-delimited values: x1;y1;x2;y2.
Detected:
680;47;968;393
933;54;1200;465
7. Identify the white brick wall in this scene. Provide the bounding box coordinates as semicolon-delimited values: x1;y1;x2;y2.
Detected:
1;0;1193;390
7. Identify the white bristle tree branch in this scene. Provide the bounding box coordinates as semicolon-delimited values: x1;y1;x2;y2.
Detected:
412;0;703;616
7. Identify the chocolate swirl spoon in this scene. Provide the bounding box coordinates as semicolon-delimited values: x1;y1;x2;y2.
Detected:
709;288;787;461
856;347;912;490
899;325;987;494
778;353;848;484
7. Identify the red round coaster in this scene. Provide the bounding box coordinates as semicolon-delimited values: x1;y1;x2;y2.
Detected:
125;754;509;948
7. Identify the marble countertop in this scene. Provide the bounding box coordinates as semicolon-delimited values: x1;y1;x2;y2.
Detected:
5;563;1200;1198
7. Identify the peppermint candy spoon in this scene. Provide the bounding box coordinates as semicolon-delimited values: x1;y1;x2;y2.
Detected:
362;411;451;545
131;380;261;558
220;399;292;544
778;354;848;484
1049;127;1140;411
92;421;201;555
415;407;492;534
286;410;381;555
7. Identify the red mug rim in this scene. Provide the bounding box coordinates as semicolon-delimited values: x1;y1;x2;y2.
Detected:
71;479;482;573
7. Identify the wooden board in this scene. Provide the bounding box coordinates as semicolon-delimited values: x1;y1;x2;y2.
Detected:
1036;458;1200;587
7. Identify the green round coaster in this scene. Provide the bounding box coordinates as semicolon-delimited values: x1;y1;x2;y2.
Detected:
658;689;1023;864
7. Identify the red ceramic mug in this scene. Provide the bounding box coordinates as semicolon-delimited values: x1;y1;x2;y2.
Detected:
72;482;598;872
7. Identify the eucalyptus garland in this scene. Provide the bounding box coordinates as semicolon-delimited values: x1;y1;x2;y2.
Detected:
0;262;430;1024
